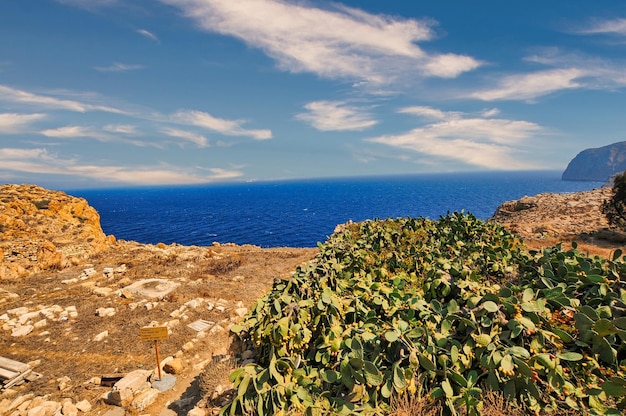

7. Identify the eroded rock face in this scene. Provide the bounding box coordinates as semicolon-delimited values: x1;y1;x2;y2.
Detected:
0;184;112;279
491;187;612;239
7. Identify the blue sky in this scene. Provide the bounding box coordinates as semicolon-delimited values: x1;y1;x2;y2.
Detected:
1;0;626;188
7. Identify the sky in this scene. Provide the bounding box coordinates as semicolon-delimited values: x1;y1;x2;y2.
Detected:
1;0;626;189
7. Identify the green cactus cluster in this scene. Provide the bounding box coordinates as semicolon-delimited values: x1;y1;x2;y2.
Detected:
223;213;626;415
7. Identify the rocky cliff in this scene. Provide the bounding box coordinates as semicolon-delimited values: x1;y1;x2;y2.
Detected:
562;141;626;181
0;184;113;279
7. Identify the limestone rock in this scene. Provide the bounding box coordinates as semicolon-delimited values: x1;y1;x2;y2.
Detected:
0;184;112;280
75;399;92;412
491;187;612;239
163;358;184;375
131;388;159;411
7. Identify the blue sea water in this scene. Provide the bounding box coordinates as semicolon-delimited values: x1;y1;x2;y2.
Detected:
72;171;604;248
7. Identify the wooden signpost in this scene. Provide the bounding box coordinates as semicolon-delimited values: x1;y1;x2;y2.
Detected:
140;326;169;380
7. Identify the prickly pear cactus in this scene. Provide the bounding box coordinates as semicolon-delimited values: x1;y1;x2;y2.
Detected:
224;213;626;415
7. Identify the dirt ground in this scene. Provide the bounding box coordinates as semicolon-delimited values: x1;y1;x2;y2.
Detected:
0;240;316;414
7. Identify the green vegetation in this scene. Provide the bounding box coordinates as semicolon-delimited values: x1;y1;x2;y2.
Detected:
603;171;626;231
225;213;626;415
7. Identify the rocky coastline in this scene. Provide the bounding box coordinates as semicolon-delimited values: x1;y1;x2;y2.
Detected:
0;183;623;415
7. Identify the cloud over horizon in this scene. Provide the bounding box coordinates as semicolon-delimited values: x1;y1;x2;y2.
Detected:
368;106;542;169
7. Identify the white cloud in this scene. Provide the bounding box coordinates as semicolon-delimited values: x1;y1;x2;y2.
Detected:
0;84;127;114
172;109;272;140
103;124;139;135
161;127;209;147
579;18;626;36
40;125;109;140
423;53;481;78
481;108;500;117
137;29;159;41
0;147;243;185
94;62;144;72
296;101;377;131
0;113;46;134
398;106;455;120
368;106;543;169
470;68;585;101
159;0;481;84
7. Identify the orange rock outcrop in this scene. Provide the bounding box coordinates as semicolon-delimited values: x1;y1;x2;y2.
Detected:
0;184;113;279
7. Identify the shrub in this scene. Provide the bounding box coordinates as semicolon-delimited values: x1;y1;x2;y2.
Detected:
602;171;626;231
224;213;626;415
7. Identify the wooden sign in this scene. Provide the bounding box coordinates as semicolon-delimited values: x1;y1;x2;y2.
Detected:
140;326;169;341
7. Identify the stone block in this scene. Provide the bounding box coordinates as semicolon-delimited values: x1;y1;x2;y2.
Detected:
62;401;78;416
11;324;33;337
105;388;133;407
113;369;151;393
131;388;159;411
75;399;92;412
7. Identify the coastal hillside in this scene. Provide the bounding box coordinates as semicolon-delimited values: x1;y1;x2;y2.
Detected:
491;186;624;257
562;141;626;181
0;184;623;415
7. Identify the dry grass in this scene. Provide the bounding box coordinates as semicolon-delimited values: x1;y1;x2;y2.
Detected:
479;390;527;416
198;358;235;400
390;391;442;416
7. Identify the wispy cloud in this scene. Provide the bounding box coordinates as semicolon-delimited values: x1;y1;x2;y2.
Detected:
368;106;542;169
0;147;243;185
40;125;110;141
172;109;272;140
296;101;377;131
137;29;159;41
398;106;457;120
159;0;480;85
94;62;145;72
103;124;139;135
0;84;127;114
469;68;586;101
161;127;209;147
0;113;46;134
578;18;626;36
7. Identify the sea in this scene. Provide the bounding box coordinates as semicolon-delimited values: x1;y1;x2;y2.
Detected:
72;171;604;248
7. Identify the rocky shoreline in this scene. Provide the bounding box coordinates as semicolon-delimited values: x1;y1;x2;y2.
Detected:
0;183;623;415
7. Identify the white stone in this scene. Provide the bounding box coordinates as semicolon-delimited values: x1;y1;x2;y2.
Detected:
75;399;92;412
93;330;109;342
33;319;47;329
62;401;78;416
62;278;78;284
113;369;152;393
103;267;114;278
95;307;116;317
184;298;204;309
131;388;160;411
188;407;206;416
7;306;28;316
105;388;133;407
11;325;33;337
18;311;40;325
234;307;248;317
0;313;10;322
93;287;113;297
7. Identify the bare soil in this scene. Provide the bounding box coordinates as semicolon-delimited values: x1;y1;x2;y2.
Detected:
0;240;316;414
